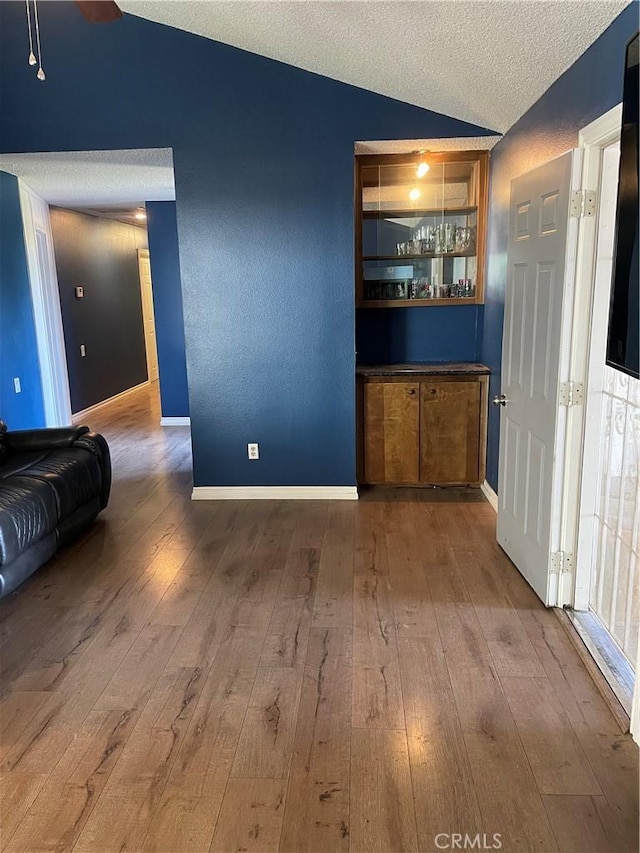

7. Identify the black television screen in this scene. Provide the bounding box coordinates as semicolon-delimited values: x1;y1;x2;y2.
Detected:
607;32;639;379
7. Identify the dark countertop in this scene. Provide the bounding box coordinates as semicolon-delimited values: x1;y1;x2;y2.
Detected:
356;362;490;377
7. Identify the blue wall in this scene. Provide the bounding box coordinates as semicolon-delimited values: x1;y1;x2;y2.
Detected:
0;171;46;429
145;202;189;419
0;1;495;486
357;305;483;364
482;3;639;491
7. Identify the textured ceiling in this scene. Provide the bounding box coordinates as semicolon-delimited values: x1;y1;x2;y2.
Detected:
66;206;150;227
119;0;630;133
354;136;502;155
0;149;175;207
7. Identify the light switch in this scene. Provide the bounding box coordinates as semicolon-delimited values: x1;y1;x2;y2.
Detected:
80;344;86;357
75;286;84;298
13;377;21;393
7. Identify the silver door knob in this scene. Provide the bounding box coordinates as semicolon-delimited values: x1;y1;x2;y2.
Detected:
493;395;509;407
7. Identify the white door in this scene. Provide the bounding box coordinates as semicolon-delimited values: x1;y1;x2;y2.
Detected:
497;150;581;605
137;249;159;382
18;181;72;426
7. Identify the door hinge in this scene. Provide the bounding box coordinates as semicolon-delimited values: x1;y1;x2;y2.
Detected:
570;189;597;218
550;552;574;575
559;381;584;407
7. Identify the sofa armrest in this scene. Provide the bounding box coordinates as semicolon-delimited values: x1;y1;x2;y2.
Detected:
5;425;90;452
74;432;112;510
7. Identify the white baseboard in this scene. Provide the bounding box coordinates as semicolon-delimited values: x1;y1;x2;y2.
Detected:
161;417;191;426
480;480;498;512
192;486;359;501
632;673;640;745
72;381;149;422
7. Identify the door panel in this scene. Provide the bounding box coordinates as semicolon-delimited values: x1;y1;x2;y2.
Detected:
503;418;522;521
420;380;481;484
497;150;579;605
364;382;419;483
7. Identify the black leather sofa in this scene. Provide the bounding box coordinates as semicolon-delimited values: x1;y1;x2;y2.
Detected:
0;421;111;597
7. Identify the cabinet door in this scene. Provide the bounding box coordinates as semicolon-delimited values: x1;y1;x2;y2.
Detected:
364;382;420;483
420;380;481;484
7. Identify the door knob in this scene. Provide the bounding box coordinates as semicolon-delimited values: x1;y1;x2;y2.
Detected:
493;395;509;407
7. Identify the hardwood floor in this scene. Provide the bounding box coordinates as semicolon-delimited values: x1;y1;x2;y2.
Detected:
0;383;637;853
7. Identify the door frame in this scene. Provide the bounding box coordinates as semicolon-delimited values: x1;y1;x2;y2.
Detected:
560;102;640;743
560;103;623;610
137;248;159;384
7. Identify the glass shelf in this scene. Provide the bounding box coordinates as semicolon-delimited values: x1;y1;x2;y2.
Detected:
362;205;478;219
364;252;476;261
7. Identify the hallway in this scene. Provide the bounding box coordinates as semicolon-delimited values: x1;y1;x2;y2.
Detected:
0;385;637;853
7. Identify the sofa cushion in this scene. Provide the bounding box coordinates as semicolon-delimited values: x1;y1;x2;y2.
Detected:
0;450;49;480
19;448;103;520
0;476;58;566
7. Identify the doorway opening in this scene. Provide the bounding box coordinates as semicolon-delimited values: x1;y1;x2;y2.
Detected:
0;148;185;433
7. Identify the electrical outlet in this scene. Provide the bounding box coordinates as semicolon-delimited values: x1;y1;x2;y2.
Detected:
80;344;86;357
247;443;259;460
75;286;84;299
13;377;21;394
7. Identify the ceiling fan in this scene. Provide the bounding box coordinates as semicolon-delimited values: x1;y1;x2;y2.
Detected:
74;1;123;24
24;0;123;80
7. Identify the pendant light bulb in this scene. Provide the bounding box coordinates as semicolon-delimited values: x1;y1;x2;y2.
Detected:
416;161;430;178
32;0;45;81
28;51;37;66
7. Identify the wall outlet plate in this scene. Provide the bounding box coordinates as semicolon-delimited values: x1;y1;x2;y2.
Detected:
75;286;84;298
248;443;259;460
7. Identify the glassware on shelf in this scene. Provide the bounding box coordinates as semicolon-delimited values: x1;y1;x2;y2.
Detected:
426;226;436;252
364;278;410;300
444;222;454;253
448;279;476;298
453;225;477;254
393;223;476;257
410;278;432;299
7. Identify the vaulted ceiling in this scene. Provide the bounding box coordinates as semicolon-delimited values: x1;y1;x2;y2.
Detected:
119;0;630;133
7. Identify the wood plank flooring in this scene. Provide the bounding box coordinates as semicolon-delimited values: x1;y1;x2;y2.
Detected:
0;383;637;853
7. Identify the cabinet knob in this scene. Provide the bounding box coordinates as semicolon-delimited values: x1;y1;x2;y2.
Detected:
408;389;416;396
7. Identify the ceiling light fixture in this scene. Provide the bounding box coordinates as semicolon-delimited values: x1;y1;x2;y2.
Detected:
23;1;122;83
415;150;431;178
25;1;45;81
408;188;421;201
135;210;147;220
